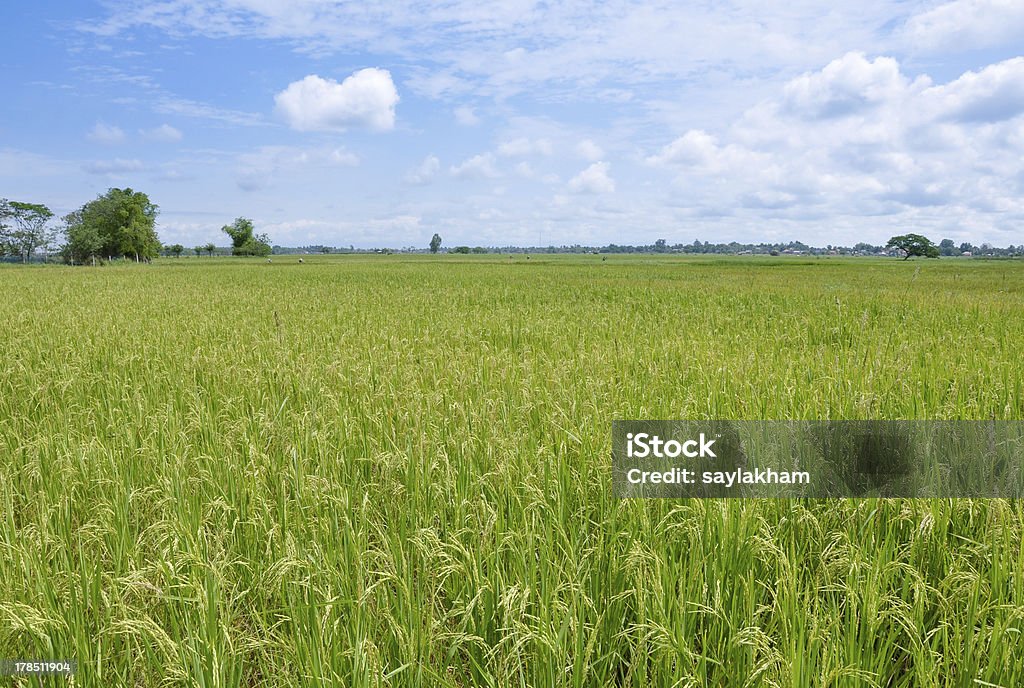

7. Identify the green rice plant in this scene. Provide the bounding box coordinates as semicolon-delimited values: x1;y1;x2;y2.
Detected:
0;255;1022;686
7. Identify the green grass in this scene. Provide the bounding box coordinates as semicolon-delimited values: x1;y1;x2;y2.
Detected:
1;254;1023;686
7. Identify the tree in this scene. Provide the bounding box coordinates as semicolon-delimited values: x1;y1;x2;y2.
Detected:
939;238;956;256
167;244;184;258
223;217;254;249
3;200;55;262
429;233;442;254
0;199;10;256
61;210;104;265
886;234;939;260
222;217;271;256
62;188;160;263
205;242;216;257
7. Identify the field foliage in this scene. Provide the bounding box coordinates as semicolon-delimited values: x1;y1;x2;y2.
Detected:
1;255;1023;686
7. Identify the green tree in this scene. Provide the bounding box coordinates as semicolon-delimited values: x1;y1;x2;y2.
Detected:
429;233;442;254
222;217;272;256
0;199;10;256
62;188;160;262
193;245;203;257
4;200;55;262
223;217;254;249
205;242;216;257
886;234;940;260
167;244;184;258
939;238;956;256
61;210;104;265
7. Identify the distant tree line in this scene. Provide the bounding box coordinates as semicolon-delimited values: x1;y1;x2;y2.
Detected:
477;237;1021;257
5;198;1022;262
2;189;162;265
1;190;284;265
263;237;1023;257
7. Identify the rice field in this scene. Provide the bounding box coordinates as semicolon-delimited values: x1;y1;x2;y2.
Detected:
1;254;1023;687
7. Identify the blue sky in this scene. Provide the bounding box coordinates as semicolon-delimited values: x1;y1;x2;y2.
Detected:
2;1;1023;248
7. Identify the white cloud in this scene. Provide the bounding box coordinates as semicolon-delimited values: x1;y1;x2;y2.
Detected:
497;137;553;157
329;148;360;165
83;158;144;175
450;153;499;179
647;130;765;175
236;145;359;191
642;52;1024;231
513;161;534;178
923;57;1024;123
903;0;1024;54
405;155;440;185
155;96;264;126
57;3;1024;246
782;52;909;119
258;215;423;246
454;106;480;126
238;145;358;170
647;130;720;166
84;2;902;103
575;139;604;161
141;123;183;141
568;161;615;194
87;122;125;144
274;68;399;132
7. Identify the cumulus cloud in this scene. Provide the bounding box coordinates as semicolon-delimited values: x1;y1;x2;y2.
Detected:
405;155;440;185
645;52;1024;230
274;68;399;132
783;52;910;119
141;123;183;141
647;130;720;166
450;153;499;179
923;58;1024;123
568;161;615;194
903;0;1024;54
575;139;604;161
87;122;125;144
647;130;766;175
